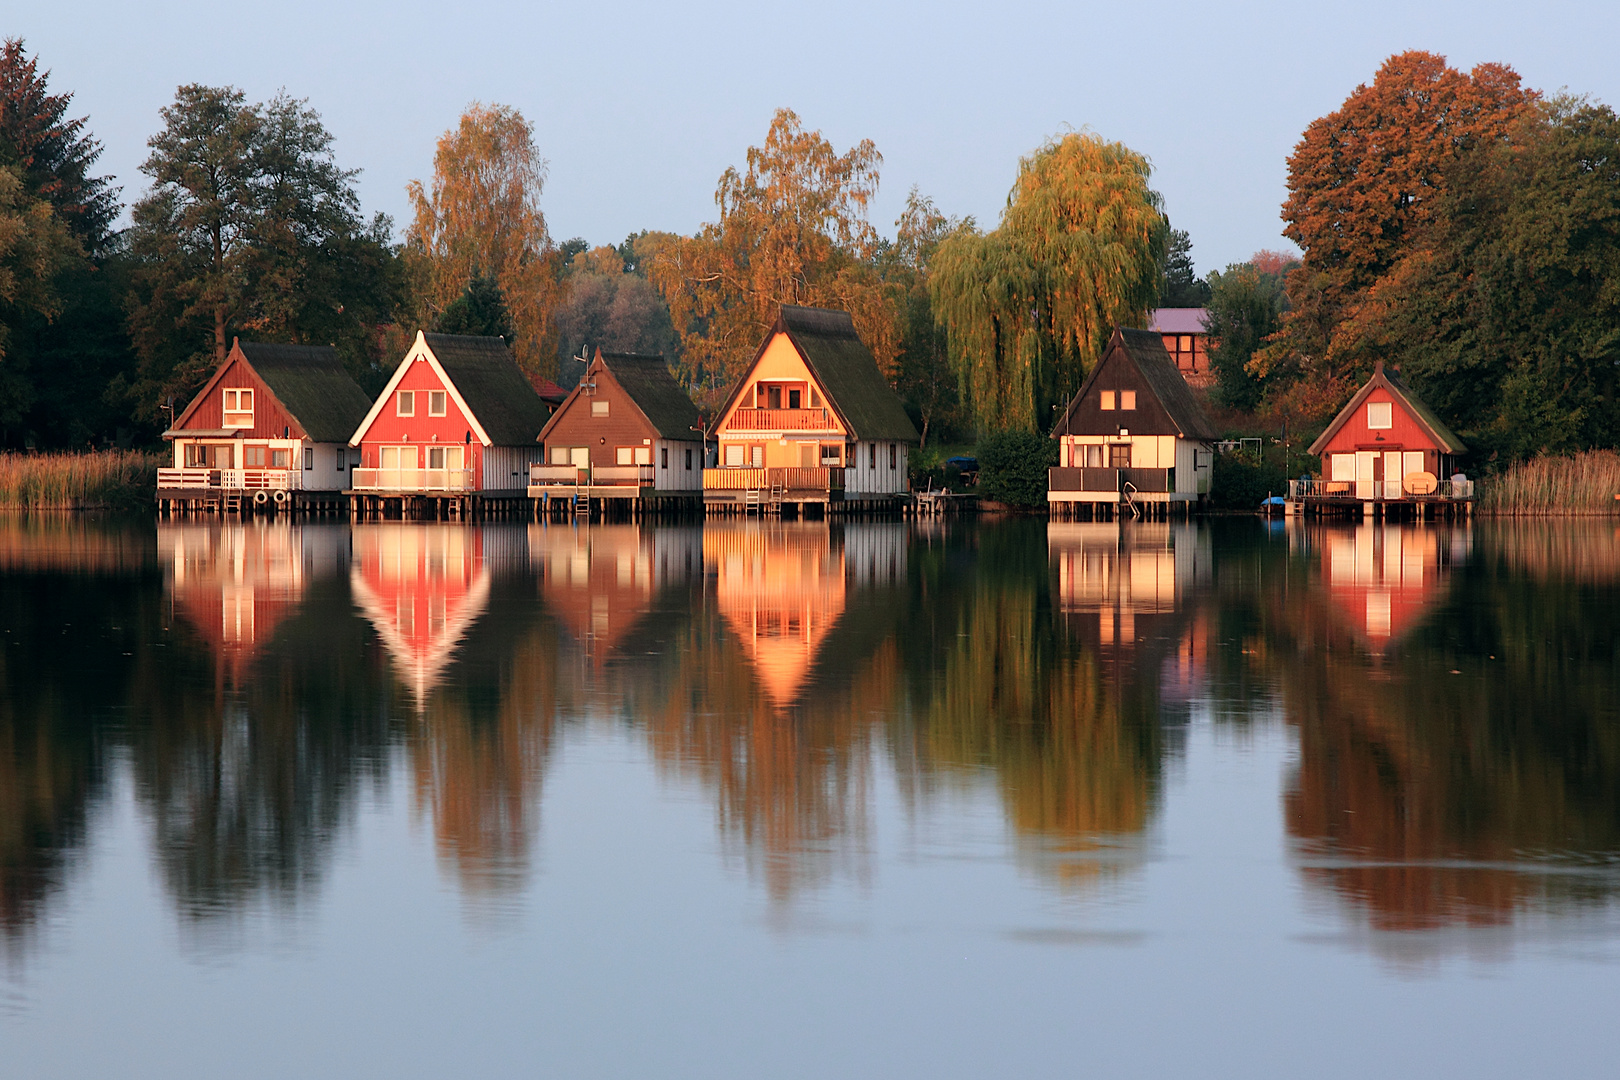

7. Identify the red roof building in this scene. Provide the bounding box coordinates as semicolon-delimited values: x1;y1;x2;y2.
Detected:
1306;363;1468;503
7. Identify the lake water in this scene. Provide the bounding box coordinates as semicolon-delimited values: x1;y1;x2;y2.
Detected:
1;514;1617;1078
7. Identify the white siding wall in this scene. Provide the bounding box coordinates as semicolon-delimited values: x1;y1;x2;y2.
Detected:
484;445;544;491
654;439;703;490
845;441;908;495
302;442;353;491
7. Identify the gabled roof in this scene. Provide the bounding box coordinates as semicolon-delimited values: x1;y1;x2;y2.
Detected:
711;305;919;443
351;332;552;446
1148;308;1209;335
422;333;553;445
537;350;703;443
239;343;373;443
167;340;371;443
1052;327;1220;442
1307;363;1467;456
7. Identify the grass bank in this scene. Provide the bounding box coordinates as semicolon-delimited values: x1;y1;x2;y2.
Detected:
0;450;162;510
1478;451;1620;515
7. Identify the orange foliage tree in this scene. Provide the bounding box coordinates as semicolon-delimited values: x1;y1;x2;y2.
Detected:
648;109;896;405
1256;52;1537;416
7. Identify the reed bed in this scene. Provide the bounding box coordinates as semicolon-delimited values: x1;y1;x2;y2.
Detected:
0;450;162;510
1477;450;1620;515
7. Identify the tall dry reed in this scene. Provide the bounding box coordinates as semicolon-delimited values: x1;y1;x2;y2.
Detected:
0;450;162;509
1478;450;1620;515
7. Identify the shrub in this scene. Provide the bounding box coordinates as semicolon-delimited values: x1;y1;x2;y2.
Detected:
976;430;1057;509
1207;454;1289;510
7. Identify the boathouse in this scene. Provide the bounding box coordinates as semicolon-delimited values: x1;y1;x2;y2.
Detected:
1299;363;1469;513
1148;308;1212;385
530;349;703;516
1048;328;1218;517
158;340;373;514
348;332;551;515
706;305;918;513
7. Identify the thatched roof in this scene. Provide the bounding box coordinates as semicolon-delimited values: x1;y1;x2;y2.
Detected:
779;306;919;442
421;333;553;445
238;343;373;443
1307;363;1467;456
1053;328;1219;442
597;352;702;439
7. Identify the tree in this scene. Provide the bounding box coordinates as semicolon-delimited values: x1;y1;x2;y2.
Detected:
434;274;514;338
406;103;563;379
554;243;679;378
1260;52;1537;410
123;85;393;422
1204;253;1296;412
1369;98;1620;457
882;187;964;448
648;108;894;404
0;166;77;374
0;38;119;253
931;131;1167;433
1157;228;1210;307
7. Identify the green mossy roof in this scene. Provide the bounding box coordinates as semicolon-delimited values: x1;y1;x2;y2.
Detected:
422;333;554;445
238;343;373;443
598;352;703;439
779;306;919;443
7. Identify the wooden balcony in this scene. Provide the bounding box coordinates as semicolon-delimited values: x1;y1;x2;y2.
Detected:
1049;467;1172;493
157;468;300;491
704;466;845;492
726;407;836;432
351;468;476;492
528;464;587;486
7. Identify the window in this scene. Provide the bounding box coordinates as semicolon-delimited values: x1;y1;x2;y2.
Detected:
1100;391;1116;410
634;446;652;466
223;388;253;428
244;445;266;468
616;446;634;465
821;444;841;465
1367;401;1393;429
810;388;821;409
685;448;693;470
304;448;313;470
1331;454;1356;482
1108;443;1132;468
1082;445;1104;468
869;444;877;469
889;444;897;470
1120;391;1137;410
724;444;744;467
271;448;290;469
336;448;346;470
788;389;801;409
591;400;609;417
188;443;233;468
751;445;763;468
661;447;668;469
397;391;415;416
551;446;570;465
428;390;447;416
428;447;445;469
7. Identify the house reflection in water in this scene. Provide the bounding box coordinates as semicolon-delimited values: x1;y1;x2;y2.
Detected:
1296;521;1469;652
1048;521;1209;647
161;521;349;683
349;524;496;708
531;523;702;667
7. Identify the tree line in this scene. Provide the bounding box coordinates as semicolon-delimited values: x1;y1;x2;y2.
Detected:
4;40;1617;461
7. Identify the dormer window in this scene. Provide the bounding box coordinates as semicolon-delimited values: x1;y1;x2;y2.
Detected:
223;389;253;428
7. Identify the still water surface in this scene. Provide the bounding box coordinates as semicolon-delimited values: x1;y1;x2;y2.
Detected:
1;515;1617;1077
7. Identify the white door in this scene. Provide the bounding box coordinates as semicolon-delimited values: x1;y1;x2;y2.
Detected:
1384;451;1404;499
1355;451;1377;500
1402;451;1424;495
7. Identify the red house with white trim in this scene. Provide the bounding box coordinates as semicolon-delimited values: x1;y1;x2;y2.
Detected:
349;332;551;497
1306;363;1469;504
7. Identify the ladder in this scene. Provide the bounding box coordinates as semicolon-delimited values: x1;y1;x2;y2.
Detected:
744;489;761;515
1122;481;1141;519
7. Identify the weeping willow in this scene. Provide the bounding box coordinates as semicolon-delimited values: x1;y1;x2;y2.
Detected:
931;133;1168;433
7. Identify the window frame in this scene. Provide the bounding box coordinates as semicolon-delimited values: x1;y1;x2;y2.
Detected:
396;390;415;417
1120;390;1137;411
591;399;610;418
1366;401;1393;430
428;390;447;417
1100;390;1116;411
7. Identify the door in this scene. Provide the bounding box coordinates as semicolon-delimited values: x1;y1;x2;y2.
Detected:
570;446;589;470
1354;451;1377;500
1402;451;1425;495
798;442;817;468
1384;450;1404;499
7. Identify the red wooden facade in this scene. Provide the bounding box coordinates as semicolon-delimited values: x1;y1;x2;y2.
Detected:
172;353;303;440
352;352;485;477
1307;364;1467;501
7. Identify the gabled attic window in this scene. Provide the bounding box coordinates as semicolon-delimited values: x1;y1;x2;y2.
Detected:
1100;391;1116;411
223;389;253;428
1367;401;1393;429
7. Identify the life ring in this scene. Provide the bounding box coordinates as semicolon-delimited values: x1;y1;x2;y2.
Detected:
272;489;290;506
252;490;270;506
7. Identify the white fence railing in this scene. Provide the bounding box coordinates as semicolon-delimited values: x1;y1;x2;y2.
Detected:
529;465;587;485
1289;477;1473;500
351;468;476;492
157;468;299;491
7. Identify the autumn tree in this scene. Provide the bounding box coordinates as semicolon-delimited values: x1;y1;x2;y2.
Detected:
882;187;965;448
1259;52;1537;414
406;103;563;379
930;132;1167;433
648;109;894;404
1204;252;1297;412
554;241;678;376
123;85;395;422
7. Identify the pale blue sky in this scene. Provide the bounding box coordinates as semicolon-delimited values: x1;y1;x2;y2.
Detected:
13;0;1620;274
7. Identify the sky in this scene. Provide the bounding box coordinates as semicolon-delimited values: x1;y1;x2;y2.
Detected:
13;0;1620;276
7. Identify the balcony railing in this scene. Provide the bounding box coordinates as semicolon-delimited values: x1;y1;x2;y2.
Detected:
589;465;656;485
351;468;476;492
529;464;587;486
704;466;844;492
157;468;300;490
727;407;835;431
1049;467;1172;493
1289;477;1474;500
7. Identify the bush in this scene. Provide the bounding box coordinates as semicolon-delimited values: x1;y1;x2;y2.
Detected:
976;430;1057;509
1207;454;1289;510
